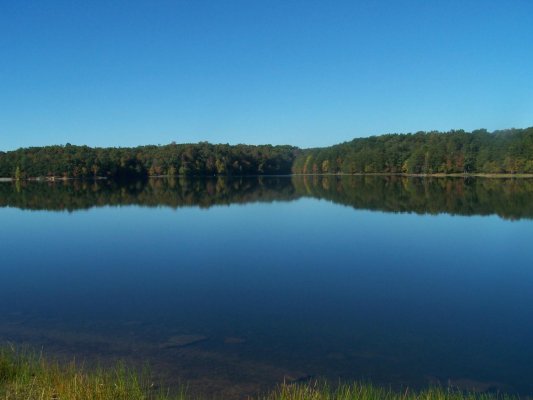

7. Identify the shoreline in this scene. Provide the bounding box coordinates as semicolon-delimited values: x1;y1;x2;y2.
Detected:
294;172;533;178
2;173;533;182
0;347;522;400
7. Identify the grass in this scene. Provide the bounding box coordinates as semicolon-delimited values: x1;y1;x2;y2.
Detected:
0;346;520;400
0;346;184;400
260;381;519;400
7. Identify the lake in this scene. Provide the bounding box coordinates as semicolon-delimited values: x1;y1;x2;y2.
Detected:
0;175;532;398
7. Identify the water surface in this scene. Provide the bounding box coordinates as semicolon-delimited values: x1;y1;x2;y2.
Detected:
0;176;532;397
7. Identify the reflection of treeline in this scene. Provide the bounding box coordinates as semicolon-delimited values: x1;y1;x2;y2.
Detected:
2;176;533;220
292;128;533;174
0;142;298;179
0;177;298;212
294;175;533;220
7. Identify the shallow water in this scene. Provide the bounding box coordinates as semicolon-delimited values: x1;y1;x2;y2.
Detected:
0;176;532;397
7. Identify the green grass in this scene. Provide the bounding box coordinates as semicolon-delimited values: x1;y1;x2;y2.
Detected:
260;381;518;400
0;347;520;400
0;346;184;400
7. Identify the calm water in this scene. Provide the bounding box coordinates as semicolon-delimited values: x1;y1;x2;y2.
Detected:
0;176;532;397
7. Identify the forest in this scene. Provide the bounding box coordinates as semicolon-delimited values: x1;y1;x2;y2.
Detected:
292;127;533;175
0;142;298;179
1;127;533;179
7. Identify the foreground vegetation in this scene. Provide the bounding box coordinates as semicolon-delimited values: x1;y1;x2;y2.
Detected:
262;383;519;400
0;347;182;400
0;348;519;400
2;127;533;179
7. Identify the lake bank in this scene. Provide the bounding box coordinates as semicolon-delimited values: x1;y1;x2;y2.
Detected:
292;172;533;178
0;347;520;400
2;172;533;182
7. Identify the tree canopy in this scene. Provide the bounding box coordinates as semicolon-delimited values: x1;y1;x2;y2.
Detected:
1;127;533;179
0;142;298;179
292;127;533;175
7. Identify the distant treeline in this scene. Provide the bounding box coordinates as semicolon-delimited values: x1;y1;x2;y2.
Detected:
0;142;298;179
1;128;533;179
292;128;533;174
2;176;533;220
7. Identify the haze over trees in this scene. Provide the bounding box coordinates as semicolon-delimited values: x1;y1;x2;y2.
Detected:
1;127;532;179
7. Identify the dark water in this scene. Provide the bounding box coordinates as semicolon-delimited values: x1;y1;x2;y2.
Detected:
0;176;532;397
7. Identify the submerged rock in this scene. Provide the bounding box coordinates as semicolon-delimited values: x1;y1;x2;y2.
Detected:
160;334;209;349
283;373;314;385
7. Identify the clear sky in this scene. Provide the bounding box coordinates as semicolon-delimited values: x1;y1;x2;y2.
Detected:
1;0;532;151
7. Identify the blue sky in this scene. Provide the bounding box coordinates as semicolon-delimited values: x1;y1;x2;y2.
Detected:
1;0;532;150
